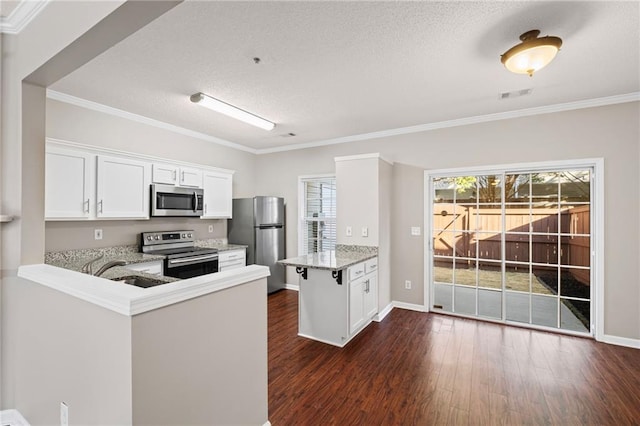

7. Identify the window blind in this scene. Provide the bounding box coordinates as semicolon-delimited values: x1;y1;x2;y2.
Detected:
301;177;336;255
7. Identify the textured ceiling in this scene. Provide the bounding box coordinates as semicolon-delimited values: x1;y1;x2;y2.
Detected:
0;1;21;18
50;1;640;151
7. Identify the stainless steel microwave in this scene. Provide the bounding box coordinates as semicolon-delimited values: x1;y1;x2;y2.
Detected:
151;184;203;217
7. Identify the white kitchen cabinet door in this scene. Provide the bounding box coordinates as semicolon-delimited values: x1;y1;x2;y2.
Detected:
363;273;378;320
202;171;233;218
45;146;95;219
96;155;151;219
178;166;203;188
349;275;366;334
152;163;178;185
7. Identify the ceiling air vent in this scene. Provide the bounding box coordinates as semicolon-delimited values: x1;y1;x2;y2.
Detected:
499;88;533;100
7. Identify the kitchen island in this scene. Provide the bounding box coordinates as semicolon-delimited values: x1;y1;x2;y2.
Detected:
279;245;378;347
12;259;270;425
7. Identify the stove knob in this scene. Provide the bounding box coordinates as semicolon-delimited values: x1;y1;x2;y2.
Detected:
146;235;152;241
187;233;193;238
181;233;186;238
154;235;160;240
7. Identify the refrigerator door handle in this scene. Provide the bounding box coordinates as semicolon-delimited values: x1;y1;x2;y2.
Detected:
258;224;283;229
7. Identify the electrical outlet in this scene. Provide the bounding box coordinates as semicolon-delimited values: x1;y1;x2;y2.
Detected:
346;226;352;237
208;224;214;233
60;402;69;426
405;280;412;289
411;226;421;236
361;227;368;237
94;229;103;240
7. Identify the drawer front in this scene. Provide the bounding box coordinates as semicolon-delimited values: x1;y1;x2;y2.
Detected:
349;262;365;281
365;258;378;274
219;249;246;263
219;259;245;272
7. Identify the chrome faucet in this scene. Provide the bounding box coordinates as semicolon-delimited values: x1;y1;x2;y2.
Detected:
94;260;127;277
81;254;104;275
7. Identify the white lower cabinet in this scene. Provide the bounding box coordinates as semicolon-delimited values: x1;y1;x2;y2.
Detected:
298;257;378;347
218;249;246;272
124;260;163;275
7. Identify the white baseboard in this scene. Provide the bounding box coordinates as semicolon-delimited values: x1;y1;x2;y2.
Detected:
601;334;640;349
0;409;30;426
393;301;427;312
284;283;299;291
373;302;393;322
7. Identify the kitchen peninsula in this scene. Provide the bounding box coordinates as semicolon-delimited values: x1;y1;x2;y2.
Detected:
279;245;378;347
13;257;269;424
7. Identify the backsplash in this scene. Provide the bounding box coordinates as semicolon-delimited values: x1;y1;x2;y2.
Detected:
335;244;378;255
45;218;227;252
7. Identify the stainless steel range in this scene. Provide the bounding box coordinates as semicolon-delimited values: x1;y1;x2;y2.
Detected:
140;230;218;279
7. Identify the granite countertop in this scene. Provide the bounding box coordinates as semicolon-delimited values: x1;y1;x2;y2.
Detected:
45;245;175;284
194;239;248;251
279;245;378;271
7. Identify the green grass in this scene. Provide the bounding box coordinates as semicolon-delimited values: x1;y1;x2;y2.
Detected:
433;266;553;295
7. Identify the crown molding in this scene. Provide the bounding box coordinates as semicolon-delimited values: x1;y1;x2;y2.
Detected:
48;89;639;157
46;90;258;154
257;92;640;154
0;0;49;34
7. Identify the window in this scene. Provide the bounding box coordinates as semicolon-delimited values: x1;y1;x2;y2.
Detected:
426;159;602;338
299;176;336;255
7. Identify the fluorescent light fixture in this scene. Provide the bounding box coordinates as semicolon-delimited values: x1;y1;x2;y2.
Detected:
190;92;275;131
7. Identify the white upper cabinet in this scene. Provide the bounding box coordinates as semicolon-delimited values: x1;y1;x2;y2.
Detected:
45;140;234;221
178;166;202;188
152;163;202;188
96;155;151;219
152;163;178;185
45;146;95;219
202;171;233;218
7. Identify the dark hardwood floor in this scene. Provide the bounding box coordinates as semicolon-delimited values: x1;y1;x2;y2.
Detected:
267;290;640;425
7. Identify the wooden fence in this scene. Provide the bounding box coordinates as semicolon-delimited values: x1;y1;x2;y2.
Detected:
433;204;590;285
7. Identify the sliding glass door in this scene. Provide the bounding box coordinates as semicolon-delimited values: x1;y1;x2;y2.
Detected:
430;166;592;335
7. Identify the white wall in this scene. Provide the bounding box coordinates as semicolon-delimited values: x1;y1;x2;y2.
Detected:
255;101;640;340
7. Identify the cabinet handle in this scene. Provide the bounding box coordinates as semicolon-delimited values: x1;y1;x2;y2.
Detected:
365;279;370;293
204;203;208;214
173;170;177;181
85;199;90;213
98;200;103;213
181;171;185;182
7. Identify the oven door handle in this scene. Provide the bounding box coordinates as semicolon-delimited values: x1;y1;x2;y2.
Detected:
168;254;218;266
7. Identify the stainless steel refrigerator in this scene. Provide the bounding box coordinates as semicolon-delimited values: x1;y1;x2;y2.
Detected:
228;196;286;293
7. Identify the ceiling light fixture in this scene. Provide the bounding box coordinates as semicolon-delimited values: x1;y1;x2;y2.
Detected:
190;92;275;131
501;30;562;77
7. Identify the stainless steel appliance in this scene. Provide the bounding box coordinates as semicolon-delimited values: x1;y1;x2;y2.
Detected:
140;230;218;279
228;196;285;293
151;184;203;217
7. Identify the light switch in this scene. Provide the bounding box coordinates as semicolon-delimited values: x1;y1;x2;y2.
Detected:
94;229;103;240
346;226;352;237
361;227;368;237
411;227;421;236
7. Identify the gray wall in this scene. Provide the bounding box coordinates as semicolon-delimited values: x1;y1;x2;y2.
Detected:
2;276;133;424
255;101;640;340
131;278;268;425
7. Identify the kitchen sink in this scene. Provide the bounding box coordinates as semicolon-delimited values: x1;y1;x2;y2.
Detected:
112;275;167;288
